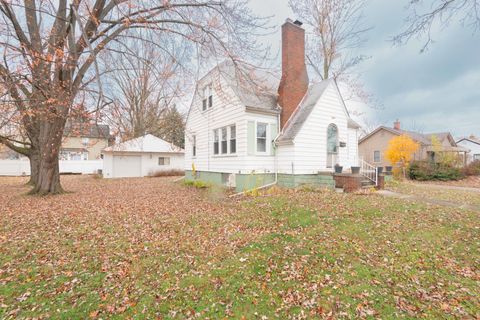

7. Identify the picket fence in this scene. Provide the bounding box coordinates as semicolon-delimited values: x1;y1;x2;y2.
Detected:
0;159;103;176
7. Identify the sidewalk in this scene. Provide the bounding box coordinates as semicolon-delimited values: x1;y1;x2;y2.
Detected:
377;189;480;211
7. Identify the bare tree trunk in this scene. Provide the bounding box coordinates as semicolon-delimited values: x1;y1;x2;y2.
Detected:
26;150;39;186
30;118;66;195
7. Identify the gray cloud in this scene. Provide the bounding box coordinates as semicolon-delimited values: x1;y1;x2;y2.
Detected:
248;0;480;136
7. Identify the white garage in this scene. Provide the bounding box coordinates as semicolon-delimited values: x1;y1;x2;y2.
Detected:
102;134;184;178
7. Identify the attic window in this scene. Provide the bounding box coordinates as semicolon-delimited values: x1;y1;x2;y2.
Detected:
202;85;213;111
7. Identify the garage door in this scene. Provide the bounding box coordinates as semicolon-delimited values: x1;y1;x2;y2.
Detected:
113;155;142;178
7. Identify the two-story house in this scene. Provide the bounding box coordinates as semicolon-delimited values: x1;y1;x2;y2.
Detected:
184;19;360;192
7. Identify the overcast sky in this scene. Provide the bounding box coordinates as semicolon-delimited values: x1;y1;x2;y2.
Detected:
247;0;480;137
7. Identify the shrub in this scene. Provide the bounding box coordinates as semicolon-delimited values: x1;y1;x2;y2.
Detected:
149;169;184;177
409;161;464;181
183;180;210;189
463;160;480;176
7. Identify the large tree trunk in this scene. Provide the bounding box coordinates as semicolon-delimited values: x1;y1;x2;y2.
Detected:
30;117;66;195
26;150;40;186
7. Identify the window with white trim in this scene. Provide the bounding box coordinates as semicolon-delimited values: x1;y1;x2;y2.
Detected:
202;85;212;111
213;124;236;155
230;125;236;154
159;157;170;165
474;154;480;161
373;150;381;163
213;129;219;155
256;122;267;153
192;135;196;157
221;127;228;154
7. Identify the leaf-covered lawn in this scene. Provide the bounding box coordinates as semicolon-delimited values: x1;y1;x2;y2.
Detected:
0;176;479;319
388;180;480;207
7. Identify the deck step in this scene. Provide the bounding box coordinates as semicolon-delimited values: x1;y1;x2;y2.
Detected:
361;180;376;188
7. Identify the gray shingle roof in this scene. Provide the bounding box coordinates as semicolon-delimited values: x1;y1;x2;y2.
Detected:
215;61;280;112
277;80;332;143
360;126;457;147
64;123;110;139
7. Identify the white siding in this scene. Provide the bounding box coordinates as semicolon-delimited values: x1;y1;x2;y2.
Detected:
103;152;184;178
346;127;359;168
185;70;278;174
457;139;480;163
292;83;357;174
277;143;295;174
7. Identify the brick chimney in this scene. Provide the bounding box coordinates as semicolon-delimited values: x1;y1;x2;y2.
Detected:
278;19;309;129
393;119;401;130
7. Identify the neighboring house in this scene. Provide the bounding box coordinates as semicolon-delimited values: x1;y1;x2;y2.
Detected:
184;19;360;191
359;121;469;168
102;134;184;178
0;122;112;160
456;136;480;163
62;123;112;160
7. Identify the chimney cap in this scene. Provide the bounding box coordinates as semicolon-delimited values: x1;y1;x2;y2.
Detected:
293;20;303;26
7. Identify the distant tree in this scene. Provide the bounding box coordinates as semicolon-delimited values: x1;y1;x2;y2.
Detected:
0;0;268;194
395;0;480;51
385;135;420;178
289;0;371;95
104;41;186;141
156;107;185;148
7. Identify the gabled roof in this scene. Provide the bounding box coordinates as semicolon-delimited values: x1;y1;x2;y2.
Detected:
277;79;357;143
457;136;480;146
359;126;460;148
277;80;332;143
199;60;280;113
64;122;110;139
103;134;183;153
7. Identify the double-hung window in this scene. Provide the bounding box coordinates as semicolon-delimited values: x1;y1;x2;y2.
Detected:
202;85;212;111
230;125;236;154
159;157;170;165
192;135;196;157
221;127;228;154
213;129;219;155
256;122;267;153
373;150;380;163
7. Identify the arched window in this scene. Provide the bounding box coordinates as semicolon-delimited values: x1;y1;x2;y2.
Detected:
327;124;338;168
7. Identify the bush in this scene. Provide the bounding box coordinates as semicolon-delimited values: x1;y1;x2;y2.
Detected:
149;169;184;177
183;180;210;189
409;161;464;181
463;160;480;176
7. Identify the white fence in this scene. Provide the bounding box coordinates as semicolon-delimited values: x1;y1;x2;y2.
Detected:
0;160;103;176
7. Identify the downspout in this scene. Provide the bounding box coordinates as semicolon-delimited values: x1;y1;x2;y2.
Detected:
230;110;281;197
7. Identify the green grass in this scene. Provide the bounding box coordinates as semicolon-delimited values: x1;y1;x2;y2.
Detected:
0;176;479;319
388;180;480;207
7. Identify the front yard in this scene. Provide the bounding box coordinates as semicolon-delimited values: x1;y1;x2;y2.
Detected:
0;176;479;319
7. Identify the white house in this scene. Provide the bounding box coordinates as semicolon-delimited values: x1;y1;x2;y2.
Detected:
184;19;360;191
457;136;480;163
102;134;184;178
